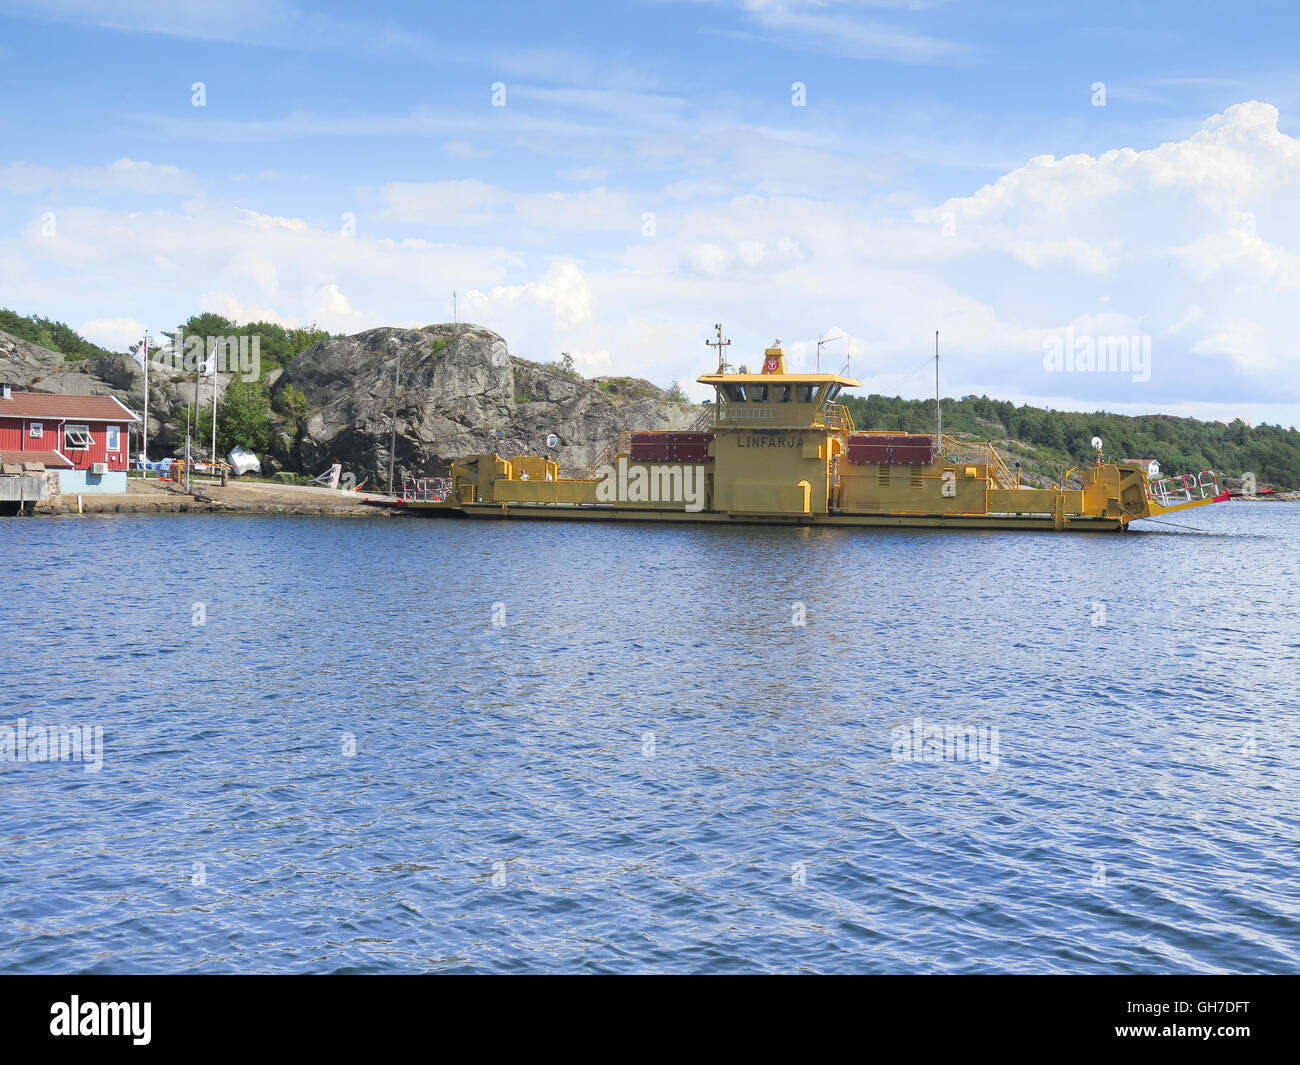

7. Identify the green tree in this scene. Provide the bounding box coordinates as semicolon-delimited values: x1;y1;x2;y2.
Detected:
0;308;115;360
550;352;580;379
167;314;338;382
216;379;271;454
275;383;310;422
287;324;331;358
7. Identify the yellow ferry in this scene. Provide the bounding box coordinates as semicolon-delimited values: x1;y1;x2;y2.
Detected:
369;333;1227;532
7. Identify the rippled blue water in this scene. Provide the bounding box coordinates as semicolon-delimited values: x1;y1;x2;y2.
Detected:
1;504;1298;973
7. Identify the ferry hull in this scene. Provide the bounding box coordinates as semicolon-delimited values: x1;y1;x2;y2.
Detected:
379;498;1130;532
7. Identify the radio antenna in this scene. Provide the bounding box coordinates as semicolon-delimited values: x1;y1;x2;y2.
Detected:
706;323;731;373
935;330;942;442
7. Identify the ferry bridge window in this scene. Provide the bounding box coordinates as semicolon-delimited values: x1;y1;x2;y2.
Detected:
825;384;842;402
748;385;769;402
773;384;792;402
723;384;748;402
796;383;820;403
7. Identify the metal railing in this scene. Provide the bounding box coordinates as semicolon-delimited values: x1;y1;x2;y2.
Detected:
937;435;1018;490
1147;470;1220;507
399;476;453;502
820;404;855;432
687;407;716;431
579;431;632;480
712;401;855;431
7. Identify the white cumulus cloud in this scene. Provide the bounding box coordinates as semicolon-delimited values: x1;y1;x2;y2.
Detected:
4;101;1300;424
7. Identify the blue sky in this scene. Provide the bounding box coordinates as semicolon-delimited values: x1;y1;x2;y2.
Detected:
2;1;1298;426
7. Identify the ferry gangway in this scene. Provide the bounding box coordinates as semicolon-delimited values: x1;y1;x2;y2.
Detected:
1147;470;1221;507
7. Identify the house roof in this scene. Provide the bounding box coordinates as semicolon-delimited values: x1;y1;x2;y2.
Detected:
0;391;139;422
0;448;75;469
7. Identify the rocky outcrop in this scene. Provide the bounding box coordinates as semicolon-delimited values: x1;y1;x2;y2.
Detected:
2;323;703;481
0;330;123;400
269;323;701;484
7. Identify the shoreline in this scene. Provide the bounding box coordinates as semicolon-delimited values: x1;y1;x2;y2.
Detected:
26;478;399;517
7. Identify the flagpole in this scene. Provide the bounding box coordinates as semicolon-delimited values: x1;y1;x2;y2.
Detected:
211;358;218;477
195;345;212;488
142;331;150;480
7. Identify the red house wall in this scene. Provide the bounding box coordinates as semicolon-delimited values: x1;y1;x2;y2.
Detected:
0;417;21;450
61;422;128;471
1;417;74;453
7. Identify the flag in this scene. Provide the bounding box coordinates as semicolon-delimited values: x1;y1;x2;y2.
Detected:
200;350;215;376
132;335;149;369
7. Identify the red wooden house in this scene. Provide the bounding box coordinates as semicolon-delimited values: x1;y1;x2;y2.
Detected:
0;385;140;493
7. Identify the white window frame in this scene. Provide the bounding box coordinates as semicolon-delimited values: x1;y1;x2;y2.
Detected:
64;424;93;449
29;422;43;439
105;425;121;452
